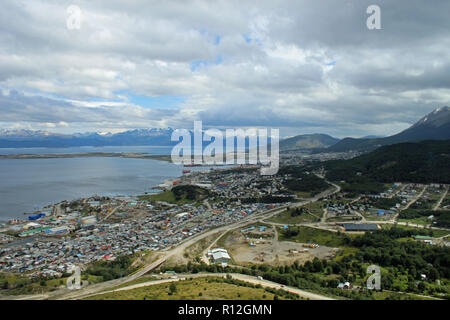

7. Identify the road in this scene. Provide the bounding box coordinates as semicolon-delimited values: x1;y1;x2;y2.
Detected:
433;186;448;211
365;220;449;231
402;185;428;211
99;204;123;222
203;199;212;210
389;185;428;223
52;202;63;218
321;207;328;223
200;229;229;265
14;178;342;300
77;273;335;301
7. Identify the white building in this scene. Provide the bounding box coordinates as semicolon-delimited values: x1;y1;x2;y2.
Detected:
208;248;231;264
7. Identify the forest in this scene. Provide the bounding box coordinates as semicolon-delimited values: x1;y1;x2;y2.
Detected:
323;140;450;184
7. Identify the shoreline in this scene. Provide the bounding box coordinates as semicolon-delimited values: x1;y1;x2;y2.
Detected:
0;152;243;167
0;161;225;222
0;152;172;162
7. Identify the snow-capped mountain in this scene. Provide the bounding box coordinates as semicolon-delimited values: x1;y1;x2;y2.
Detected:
0;128;176;148
327;106;450;152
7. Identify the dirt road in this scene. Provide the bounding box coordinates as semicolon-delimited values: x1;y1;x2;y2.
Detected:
79;273;335;301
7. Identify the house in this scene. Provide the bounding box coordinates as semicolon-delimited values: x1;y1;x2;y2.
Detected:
414;235;434;245
337;281;351;290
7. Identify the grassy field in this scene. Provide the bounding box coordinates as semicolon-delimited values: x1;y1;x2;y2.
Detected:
269;204;323;224
278;226;355;247
293;191;312;199
84;277;293;300
215;230;234;249
215;222;274;249
381;224;450;238
268;209;319;224
398;217;430;226
102;275;160;291
428;229;450;237
268;201;325;225
139;190;192;204
0;273;70;295
371;291;437;300
363;215;393;221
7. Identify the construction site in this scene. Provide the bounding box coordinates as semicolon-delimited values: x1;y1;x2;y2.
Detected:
221;225;340;266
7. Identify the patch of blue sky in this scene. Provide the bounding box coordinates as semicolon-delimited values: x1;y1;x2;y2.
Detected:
242;33;252;43
86;96;123;103
242;33;263;46
213;34;221;45
326;61;337;66
190;54;223;72
190;60;207;71
215;54;223;64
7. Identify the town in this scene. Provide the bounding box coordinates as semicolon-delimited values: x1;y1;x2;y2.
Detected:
1;161;449;300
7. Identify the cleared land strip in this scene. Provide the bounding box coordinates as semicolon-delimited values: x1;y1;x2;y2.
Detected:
403;185;428;211
77;273;335;301
433;186;448;210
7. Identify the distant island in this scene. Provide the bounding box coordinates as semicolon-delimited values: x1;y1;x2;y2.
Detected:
0;152;172;162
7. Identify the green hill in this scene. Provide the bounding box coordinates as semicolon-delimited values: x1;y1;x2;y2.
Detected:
139;185;210;204
324;140;450;184
280;133;339;151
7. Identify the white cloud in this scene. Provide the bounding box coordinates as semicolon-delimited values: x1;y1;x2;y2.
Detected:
0;0;449;137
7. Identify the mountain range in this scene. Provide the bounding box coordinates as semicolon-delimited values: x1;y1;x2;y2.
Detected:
326;106;450;152
0;106;448;151
0;128;175;148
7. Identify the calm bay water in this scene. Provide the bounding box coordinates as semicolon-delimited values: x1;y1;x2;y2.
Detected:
0;145;174;155
0;146;183;220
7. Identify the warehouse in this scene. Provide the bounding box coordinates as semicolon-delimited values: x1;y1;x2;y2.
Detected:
45;226;70;236
339;223;379;232
208;248;231;264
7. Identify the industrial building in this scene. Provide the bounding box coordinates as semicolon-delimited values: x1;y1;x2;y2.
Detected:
208;248;231;264
339;223;380;232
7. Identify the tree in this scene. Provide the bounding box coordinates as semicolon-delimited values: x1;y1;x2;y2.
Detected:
312;258;323;272
428;268;439;281
169;282;177;294
417;282;426;292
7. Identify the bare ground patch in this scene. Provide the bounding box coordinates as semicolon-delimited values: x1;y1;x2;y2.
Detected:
223;230;339;267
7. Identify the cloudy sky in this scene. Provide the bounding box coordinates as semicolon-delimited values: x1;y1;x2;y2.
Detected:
0;0;449;138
